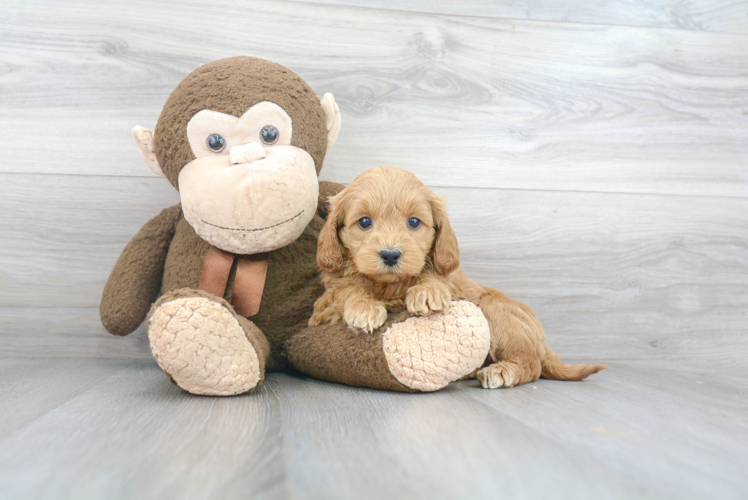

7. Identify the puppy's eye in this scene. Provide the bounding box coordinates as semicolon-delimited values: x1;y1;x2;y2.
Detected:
260;125;279;145
408;217;421;229
358;217;372;229
207;134;226;153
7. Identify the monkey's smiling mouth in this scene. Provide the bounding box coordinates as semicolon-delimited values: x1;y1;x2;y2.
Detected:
200;210;305;232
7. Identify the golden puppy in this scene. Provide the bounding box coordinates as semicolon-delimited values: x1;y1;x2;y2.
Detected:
310;166;607;388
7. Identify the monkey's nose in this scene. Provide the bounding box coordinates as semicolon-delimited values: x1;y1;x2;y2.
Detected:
379;249;402;267
230;142;266;164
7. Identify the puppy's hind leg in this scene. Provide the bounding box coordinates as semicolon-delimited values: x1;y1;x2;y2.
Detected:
469;285;607;387
472;287;545;388
477;359;541;389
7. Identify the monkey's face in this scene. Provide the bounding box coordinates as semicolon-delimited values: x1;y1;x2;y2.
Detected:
132;57;341;255
178;102;319;254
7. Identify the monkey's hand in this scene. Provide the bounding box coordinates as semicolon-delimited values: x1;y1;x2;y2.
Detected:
343;296;388;334
406;276;453;316
100;204;182;336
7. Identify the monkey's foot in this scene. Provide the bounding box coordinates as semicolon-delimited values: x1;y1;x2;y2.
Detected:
382;300;490;391
147;289;268;396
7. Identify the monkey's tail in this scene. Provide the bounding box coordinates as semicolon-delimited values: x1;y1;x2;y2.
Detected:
540;348;608;381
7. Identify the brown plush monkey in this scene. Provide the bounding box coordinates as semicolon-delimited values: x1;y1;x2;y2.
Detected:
101;57;490;396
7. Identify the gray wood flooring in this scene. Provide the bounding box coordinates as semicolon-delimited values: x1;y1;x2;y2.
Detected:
0;358;746;500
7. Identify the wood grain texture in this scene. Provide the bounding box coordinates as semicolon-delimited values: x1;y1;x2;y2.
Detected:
0;359;287;500
0;358;134;438
0;2;746;362
446;187;748;361
293;0;748;34
2;173;746;361
0;307;151;359
454;360;748;499
1;0;747;197
0;174;179;309
1;3;746;499
1;359;746;499
270;372;646;499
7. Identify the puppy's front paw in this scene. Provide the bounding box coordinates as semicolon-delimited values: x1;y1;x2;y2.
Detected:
406;281;452;316
343;299;388;333
308;312;323;327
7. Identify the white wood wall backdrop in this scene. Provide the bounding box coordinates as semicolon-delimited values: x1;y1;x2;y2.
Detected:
293;0;748;34
1;0;746;361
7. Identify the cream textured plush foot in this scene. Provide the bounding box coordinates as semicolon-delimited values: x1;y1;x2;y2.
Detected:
382;300;491;392
148;296;261;396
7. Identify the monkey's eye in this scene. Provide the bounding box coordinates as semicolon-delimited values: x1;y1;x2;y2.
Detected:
358;217;372;229
207;134;226;153
260;125;279;145
408;217;421;229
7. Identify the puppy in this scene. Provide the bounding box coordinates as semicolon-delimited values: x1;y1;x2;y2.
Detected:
310;166;607;388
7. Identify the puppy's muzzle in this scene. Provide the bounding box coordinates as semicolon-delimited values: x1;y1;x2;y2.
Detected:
379;249;402;267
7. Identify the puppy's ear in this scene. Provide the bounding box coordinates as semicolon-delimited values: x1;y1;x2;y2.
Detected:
317;190;346;272
430;193;460;275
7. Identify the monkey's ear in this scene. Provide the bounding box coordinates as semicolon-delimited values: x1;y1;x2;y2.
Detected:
317;190;345;272
320;93;342;150
430;194;460;276
132;126;166;178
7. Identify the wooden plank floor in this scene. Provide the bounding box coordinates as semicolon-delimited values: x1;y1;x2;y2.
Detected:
0;358;745;500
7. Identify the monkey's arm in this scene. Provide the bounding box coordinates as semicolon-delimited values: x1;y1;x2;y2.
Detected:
100;204;182;336
317;180;346;219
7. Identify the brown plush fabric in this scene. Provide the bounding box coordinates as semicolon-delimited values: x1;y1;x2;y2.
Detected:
286;311;418;392
154;56;329;188
100;204;182;336
105;184;345;361
160;215;211;292
103;57;466;395
317;180;345;219
244;215;327;371
237;315;271;380
154;207;330;371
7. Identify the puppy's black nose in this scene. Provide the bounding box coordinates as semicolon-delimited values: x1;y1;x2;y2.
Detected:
380;249;402;267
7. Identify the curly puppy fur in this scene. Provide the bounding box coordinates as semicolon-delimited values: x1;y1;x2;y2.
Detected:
311;166;607;388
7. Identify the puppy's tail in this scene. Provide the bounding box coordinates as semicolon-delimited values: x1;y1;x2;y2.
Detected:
540;348;608;381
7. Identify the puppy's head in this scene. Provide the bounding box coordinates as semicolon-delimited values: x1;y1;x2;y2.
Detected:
318;166;459;282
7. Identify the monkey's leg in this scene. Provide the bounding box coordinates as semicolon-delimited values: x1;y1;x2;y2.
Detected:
147;288;270;396
286;300;490;392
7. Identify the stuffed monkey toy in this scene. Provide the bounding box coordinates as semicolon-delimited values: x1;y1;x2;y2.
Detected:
101;57;490;396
